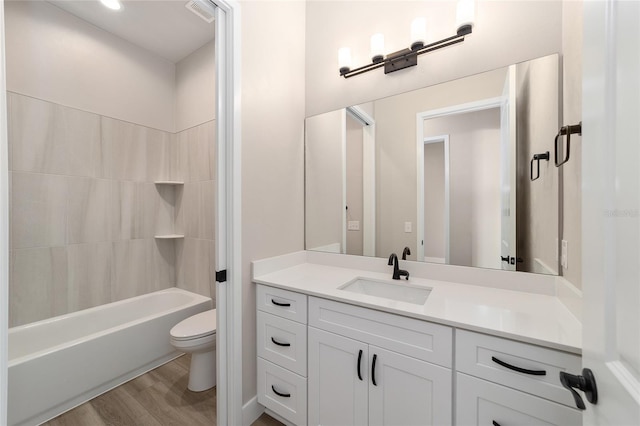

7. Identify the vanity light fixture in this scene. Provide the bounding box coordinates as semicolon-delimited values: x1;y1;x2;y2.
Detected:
100;0;122;11
338;0;475;78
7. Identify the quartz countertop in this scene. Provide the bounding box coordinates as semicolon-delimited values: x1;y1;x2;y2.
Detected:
253;254;582;355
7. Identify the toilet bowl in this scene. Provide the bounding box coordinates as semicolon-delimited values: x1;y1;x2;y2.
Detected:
170;309;216;392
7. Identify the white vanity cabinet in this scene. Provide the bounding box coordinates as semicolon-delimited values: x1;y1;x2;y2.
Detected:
307;296;453;426
455;330;582;426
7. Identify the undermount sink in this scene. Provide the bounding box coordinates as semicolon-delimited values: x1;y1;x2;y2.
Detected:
339;277;432;305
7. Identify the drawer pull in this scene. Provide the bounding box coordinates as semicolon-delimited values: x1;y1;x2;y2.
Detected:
492;421;501;426
271;299;291;307
491;356;546;376
271;337;291;347
271;385;291;398
357;349;363;381
372;354;378;386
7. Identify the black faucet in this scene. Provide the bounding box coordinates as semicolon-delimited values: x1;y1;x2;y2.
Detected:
388;253;410;280
402;246;411;260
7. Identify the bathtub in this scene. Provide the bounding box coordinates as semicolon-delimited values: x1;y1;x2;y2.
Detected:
7;288;212;426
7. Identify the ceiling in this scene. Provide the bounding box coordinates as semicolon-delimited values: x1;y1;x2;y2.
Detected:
49;0;215;63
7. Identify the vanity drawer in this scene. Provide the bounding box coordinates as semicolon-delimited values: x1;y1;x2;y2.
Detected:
257;285;307;324
456;329;581;408
456;373;581;426
257;311;307;377
309;296;452;368
257;358;307;426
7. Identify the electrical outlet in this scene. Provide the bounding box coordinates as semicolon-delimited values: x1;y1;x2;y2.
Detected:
404;222;412;233
561;240;568;269
348;221;360;231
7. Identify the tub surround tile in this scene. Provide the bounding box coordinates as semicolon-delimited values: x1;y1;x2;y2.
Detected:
110;181;145;240
143;183;175;238
9;93;102;177
67;178;110;244
67;243;112;312
146;128;173;182
102;117;148;182
10;247;68;327
11;172;68;249
177;120;216;182
176;238;213;298
111;239;149;301
149;239;176;291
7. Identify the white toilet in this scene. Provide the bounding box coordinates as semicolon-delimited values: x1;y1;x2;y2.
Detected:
170;309;217;392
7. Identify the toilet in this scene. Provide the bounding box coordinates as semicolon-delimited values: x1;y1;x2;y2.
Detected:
170;309;217;392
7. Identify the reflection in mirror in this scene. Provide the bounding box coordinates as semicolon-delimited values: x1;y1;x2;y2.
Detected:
305;54;562;275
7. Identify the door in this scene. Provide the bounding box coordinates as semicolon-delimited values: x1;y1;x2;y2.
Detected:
500;65;517;271
308;327;368;426
368;346;451;426
580;1;640;424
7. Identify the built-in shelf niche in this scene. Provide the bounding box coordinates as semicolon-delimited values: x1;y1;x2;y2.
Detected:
154;179;183;239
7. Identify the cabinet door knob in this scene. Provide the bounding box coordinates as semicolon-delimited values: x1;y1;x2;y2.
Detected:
271;337;290;347
371;354;378;386
271;385;291;398
357;349;363;381
491;356;546;376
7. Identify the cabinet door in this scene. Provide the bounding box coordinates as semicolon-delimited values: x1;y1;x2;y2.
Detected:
456;373;581;426
368;346;452;426
308;327;368;426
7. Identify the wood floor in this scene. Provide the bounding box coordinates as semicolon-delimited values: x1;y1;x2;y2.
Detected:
43;355;282;426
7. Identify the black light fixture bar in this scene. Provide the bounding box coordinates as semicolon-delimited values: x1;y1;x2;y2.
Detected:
340;27;472;79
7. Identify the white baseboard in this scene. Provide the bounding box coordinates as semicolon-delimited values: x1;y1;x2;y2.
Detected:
242;395;263;426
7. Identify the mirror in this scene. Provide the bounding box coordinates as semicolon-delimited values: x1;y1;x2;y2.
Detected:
305;54;563;275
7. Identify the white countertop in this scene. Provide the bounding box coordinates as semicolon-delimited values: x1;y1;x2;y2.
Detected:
253;256;582;355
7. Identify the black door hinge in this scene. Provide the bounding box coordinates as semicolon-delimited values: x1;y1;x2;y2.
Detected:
216;269;227;283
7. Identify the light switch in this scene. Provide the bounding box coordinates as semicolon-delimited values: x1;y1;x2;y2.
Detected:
561;240;568;269
404;222;412;233
348;221;360;231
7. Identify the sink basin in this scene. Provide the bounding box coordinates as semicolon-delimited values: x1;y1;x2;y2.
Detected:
339;278;431;305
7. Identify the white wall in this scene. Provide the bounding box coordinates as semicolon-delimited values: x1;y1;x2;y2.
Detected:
4;1;176;132
424;143;445;259
305;0;563;117
241;0;306;404
346;115;364;256
175;40;216;132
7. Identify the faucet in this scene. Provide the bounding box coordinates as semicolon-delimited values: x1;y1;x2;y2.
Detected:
388;253;410;280
402;246;411;260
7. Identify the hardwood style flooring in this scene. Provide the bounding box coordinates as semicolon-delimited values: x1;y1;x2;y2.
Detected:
43;355;282;426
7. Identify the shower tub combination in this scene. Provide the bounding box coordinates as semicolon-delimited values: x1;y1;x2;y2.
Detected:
8;288;212;426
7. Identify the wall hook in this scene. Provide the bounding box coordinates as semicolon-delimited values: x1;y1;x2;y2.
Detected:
554;122;582;167
530;151;550;181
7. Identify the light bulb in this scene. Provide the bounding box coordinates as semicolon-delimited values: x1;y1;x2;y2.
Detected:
456;0;475;35
410;17;427;51
338;47;352;75
100;0;122;10
370;34;385;63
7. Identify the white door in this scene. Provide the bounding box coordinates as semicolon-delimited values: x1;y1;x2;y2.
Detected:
308;327;368;426
580;1;640;425
499;65;517;271
368;346;452;426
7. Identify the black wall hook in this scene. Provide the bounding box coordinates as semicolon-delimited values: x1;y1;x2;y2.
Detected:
530;151;550;181
554;122;582;167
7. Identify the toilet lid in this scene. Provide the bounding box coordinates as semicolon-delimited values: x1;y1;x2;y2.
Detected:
170;309;217;340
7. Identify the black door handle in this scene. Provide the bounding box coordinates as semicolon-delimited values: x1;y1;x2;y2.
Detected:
371;354;378;386
357;349;363;381
559;368;598;410
271;385;291;398
271;299;290;307
492;422;501;426
271;337;290;347
491;356;546;376
500;256;509;263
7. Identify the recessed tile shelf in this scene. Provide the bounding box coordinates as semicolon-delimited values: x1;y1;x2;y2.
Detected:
154;181;185;185
154;234;185;239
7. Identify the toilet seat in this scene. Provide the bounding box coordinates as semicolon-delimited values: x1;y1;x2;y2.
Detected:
170;309;217;341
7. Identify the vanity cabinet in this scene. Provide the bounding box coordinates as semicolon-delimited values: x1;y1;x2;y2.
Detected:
254;284;581;426
307;296;452;426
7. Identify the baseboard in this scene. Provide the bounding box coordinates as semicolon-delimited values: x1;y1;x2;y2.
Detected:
242;395;264;425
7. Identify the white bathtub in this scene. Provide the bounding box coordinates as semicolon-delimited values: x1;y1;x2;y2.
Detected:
7;288;212;426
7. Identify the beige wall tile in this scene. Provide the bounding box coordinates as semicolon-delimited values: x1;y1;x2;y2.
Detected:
143;184;175;238
102;117;148;182
11;172;68;249
67;242;112;312
110;181;144;240
67;177;110;244
111;239;148;301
